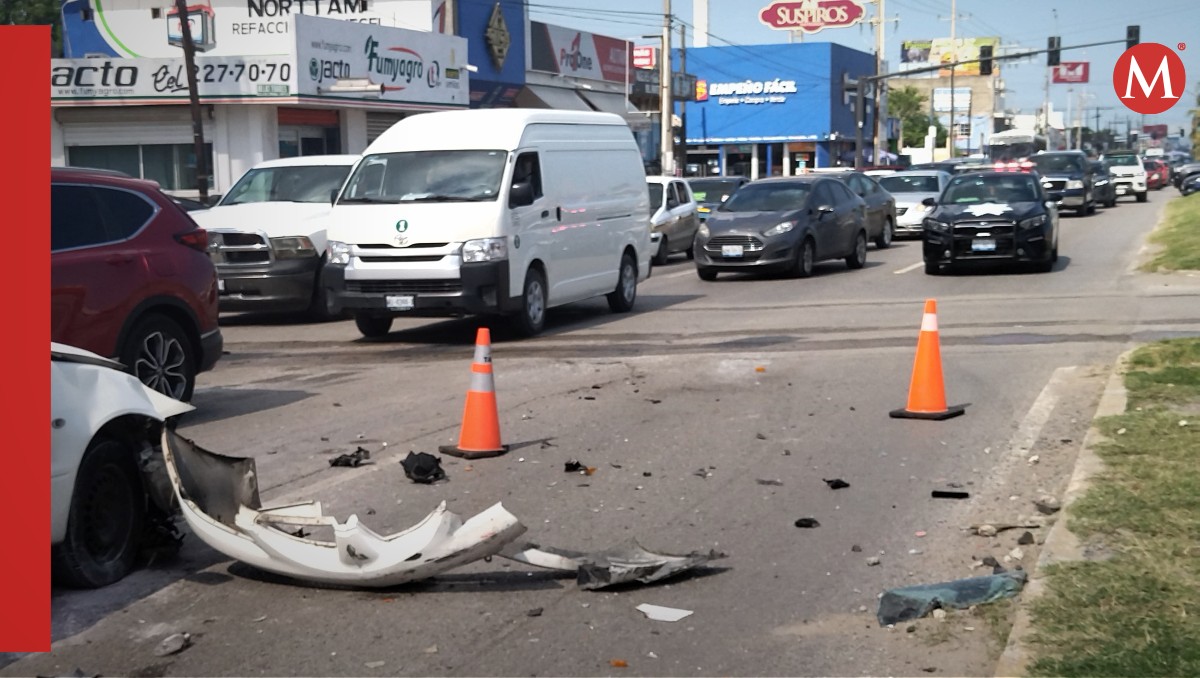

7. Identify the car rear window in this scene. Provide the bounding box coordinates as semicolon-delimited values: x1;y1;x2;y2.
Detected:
51;185;107;251
95;187;156;239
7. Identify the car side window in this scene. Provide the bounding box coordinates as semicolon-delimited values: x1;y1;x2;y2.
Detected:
511;152;543;203
830;181;855;203
94;187;156;241
811;183;833;208
667;183;681;207
676;182;692;204
848;175;866;195
51;184;109;252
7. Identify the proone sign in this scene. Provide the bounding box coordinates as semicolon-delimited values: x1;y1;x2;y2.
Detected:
758;0;865;34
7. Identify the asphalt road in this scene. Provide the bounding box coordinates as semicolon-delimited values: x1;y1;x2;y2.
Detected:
12;192;1200;677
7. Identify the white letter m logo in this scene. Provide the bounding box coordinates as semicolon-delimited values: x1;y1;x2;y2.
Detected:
1122;55;1176;99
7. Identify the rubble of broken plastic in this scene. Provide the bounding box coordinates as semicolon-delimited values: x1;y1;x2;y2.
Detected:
160;428;723;590
876;570;1028;626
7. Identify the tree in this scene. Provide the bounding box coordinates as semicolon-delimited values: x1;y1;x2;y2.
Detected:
887;85;947;148
1191;82;1200;160
1;0;63;56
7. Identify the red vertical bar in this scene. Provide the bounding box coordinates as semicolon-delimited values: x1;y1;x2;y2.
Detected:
0;25;51;652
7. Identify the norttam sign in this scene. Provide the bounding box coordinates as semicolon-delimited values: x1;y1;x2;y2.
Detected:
758;0;866;34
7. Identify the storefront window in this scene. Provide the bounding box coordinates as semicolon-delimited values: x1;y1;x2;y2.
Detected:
67;143;213;191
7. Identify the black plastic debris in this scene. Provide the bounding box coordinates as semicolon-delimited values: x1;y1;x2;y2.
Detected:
565;460;586;473
876;570;1027;626
643;472;653;477
852;544;863;552
401;452;447;484
932;490;970;500
646;399;662;404
756;479;784;486
1018;531;1035;546
981;555;1001;569
329;447;371;468
794;518;821;528
756;433;768;440
292;527;308;538
823;478;850;490
526;607;544;617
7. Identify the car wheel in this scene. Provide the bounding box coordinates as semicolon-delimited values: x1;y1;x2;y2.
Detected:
607;251;638;313
924;260;939;275
1137;192;1148;203
354;313;393;338
121;315;196;402
512;266;548;336
697;266;718;281
306;263;340;322
790;238;816;278
845;231;867;270
875;218;894;249
653;236;670;266
685;244;695;260
52;438;145;589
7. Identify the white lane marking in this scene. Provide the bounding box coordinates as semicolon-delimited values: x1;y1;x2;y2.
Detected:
652;268;698;280
980;365;1077;489
894;262;924;275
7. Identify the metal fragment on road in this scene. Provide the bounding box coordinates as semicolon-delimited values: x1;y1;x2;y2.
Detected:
500;539;727;590
636;603;694;622
329;447;371;468
154;632;191;657
876;570;1027;626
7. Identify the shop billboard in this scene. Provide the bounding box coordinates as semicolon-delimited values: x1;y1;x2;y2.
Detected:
900;37;1000;76
529;21;632;83
50;54;296;104
1051;62;1089;84
932;87;972;112
61;0;434;59
758;0;866;34
294;15;468;107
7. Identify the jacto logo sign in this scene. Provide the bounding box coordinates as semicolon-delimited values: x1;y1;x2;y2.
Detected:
1113;43;1186;115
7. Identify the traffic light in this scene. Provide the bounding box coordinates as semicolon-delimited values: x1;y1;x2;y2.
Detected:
1126;25;1139;50
1047;36;1061;67
979;44;993;75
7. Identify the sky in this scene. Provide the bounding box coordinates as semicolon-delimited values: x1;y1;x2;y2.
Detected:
525;0;1200;136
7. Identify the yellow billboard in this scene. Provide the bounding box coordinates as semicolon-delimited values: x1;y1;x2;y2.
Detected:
901;37;1000;76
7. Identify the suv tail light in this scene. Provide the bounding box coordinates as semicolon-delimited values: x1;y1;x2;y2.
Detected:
175;228;209;253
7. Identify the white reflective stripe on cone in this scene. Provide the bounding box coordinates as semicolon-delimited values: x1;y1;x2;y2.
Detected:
469;371;495;392
920;313;938;332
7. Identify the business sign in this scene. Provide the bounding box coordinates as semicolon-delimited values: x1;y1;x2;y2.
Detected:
695;79;708;101
932;87;971;112
1114;42;1186;116
633;45;657;70
1052;62;1089;84
530;21;631;83
628;68;699;101
758;0;865;34
63;0;433;59
50;55;295;103
708;78;799;106
295;15;468;107
900;37;1000;76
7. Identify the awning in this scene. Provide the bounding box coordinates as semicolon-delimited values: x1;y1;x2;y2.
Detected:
578;90;653;130
516;84;593;111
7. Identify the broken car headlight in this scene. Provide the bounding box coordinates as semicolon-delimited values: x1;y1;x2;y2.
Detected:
462;237;508;263
1018;215;1047;230
271;236;318;259
328;240;351;265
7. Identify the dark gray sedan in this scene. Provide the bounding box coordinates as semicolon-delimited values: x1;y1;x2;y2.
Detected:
693;176;870;280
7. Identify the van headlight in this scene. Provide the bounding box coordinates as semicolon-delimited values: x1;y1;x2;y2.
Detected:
462;237;508;263
328;240;351;265
1018;214;1047;230
763;220;796;237
271;236;317;259
1067;180;1084;190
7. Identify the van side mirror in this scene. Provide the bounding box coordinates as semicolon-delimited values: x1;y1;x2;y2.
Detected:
509;181;535;208
921;197;937;207
330;189;339;205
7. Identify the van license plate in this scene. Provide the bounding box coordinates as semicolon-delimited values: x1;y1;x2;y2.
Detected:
386;295;415;310
722;245;744;258
972;239;996;252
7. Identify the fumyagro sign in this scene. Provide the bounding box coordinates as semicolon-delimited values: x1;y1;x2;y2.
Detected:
758;0;865;34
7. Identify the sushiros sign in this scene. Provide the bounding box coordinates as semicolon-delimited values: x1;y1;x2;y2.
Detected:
1113;42;1186;115
758;0;865;34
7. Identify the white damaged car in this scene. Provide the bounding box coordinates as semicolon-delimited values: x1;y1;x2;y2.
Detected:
51;343;194;588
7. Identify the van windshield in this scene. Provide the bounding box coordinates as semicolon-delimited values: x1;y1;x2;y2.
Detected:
340;150;507;204
221;165;352;205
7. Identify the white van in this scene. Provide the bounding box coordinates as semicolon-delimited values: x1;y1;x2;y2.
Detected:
323;109;652;337
191;155;359;320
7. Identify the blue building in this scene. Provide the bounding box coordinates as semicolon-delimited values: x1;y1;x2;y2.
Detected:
676;42;877;177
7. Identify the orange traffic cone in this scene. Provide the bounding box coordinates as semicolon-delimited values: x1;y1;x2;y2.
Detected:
890;299;966;420
439;328;510;459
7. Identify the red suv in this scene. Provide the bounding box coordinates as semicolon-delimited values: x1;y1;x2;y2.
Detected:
51;167;223;401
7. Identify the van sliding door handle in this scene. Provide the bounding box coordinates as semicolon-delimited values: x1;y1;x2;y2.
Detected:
556;207;562;221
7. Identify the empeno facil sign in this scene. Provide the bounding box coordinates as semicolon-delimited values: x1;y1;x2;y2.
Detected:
708;78;799;105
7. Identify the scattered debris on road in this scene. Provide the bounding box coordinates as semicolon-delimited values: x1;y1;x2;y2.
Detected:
329;447;371;468
501;539;726;590
876;570;1027;626
969;522;1041;537
1034;495;1062;515
1018;531;1035;545
823;478;850;490
931;490;970;500
564;460;597;475
423;645;438;654
610;659;629;668
526;607;544;617
852;544;863;552
867;556;881;566
794;518;821;528
153;632;191;657
636;603;694;622
364;661;386;669
401;452;447;484
756;478;784;486
1005;547;1025;563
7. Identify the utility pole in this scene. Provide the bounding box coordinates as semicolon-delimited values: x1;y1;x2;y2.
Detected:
659;0;674;176
938;0;967;159
870;0;898;164
175;0;208;202
677;21;687;174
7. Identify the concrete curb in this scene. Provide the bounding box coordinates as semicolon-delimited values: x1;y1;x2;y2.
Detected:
993;348;1134;678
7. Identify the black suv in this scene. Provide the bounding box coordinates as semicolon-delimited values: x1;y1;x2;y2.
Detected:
1030;151;1095;216
1089;160;1118;208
